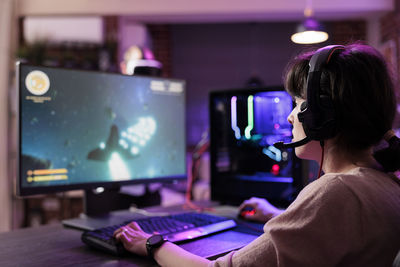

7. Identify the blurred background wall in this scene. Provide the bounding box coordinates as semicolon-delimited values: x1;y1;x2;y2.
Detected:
1;0;399;232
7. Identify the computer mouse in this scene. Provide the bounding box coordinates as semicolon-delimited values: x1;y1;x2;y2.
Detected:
238;206;256;218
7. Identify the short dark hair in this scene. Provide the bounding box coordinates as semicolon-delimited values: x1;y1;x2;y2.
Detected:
283;43;396;153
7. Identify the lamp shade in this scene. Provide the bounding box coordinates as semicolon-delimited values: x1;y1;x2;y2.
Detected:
291;17;328;44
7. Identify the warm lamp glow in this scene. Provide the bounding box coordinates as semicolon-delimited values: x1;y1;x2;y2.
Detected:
291;30;329;44
291;17;329;44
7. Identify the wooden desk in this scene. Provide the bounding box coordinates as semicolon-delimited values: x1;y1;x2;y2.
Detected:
0;206;261;266
0;224;154;267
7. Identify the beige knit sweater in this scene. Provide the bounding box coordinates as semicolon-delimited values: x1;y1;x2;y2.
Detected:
210;167;400;267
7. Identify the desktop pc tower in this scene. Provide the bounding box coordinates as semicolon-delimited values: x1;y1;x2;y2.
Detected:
209;87;303;208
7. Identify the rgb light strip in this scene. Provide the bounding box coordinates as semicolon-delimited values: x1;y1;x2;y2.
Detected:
230;96;241;139
244;95;254;139
230;95;254;140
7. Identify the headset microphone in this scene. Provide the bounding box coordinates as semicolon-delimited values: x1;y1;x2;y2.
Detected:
273;136;311;149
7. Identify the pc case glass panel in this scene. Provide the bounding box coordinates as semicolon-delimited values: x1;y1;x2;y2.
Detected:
210;89;300;206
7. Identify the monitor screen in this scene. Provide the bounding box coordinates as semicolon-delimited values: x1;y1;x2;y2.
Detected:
209;87;303;207
17;63;186;196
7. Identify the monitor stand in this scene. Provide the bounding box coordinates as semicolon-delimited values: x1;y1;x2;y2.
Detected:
62;186;161;231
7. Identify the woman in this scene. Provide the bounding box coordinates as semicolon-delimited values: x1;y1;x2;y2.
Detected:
114;43;400;266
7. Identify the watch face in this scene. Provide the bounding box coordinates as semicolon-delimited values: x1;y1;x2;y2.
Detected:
148;234;164;245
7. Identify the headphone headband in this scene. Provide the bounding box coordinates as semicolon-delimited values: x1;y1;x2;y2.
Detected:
309;45;345;72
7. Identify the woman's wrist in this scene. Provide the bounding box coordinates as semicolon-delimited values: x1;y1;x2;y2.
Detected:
152;240;174;265
146;234;168;259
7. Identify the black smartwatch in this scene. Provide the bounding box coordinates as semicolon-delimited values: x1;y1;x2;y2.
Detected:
146;234;167;259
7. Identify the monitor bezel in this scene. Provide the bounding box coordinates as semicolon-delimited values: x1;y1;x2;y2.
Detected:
16;61;187;197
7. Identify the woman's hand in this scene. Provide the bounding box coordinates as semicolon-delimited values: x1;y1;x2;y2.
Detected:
113;221;152;256
238;197;283;223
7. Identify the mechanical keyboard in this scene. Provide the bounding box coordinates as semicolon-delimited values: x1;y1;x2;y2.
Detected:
81;212;237;256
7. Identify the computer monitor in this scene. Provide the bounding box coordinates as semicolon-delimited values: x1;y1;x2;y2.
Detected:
16;62;186;222
209;87;303;208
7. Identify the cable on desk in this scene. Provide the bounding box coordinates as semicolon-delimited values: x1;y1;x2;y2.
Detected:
184;130;215;213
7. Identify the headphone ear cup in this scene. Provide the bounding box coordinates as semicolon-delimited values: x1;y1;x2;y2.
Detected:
319;72;331;95
319;72;335;110
303;45;344;141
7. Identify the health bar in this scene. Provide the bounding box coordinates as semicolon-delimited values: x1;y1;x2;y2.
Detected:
27;175;68;182
28;168;68;175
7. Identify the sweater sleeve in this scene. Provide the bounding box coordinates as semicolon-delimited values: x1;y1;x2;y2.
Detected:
209;175;363;267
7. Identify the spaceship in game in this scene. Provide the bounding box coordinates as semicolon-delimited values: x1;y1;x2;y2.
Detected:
87;124;138;162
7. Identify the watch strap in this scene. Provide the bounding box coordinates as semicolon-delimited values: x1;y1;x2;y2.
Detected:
146;234;167;259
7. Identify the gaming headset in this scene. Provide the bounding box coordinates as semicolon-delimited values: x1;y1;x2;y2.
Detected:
274;45;345;149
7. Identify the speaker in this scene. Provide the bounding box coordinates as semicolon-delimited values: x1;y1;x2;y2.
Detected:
297;45;345;141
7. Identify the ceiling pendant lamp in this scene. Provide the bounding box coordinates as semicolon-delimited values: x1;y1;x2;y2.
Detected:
291;0;329;44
